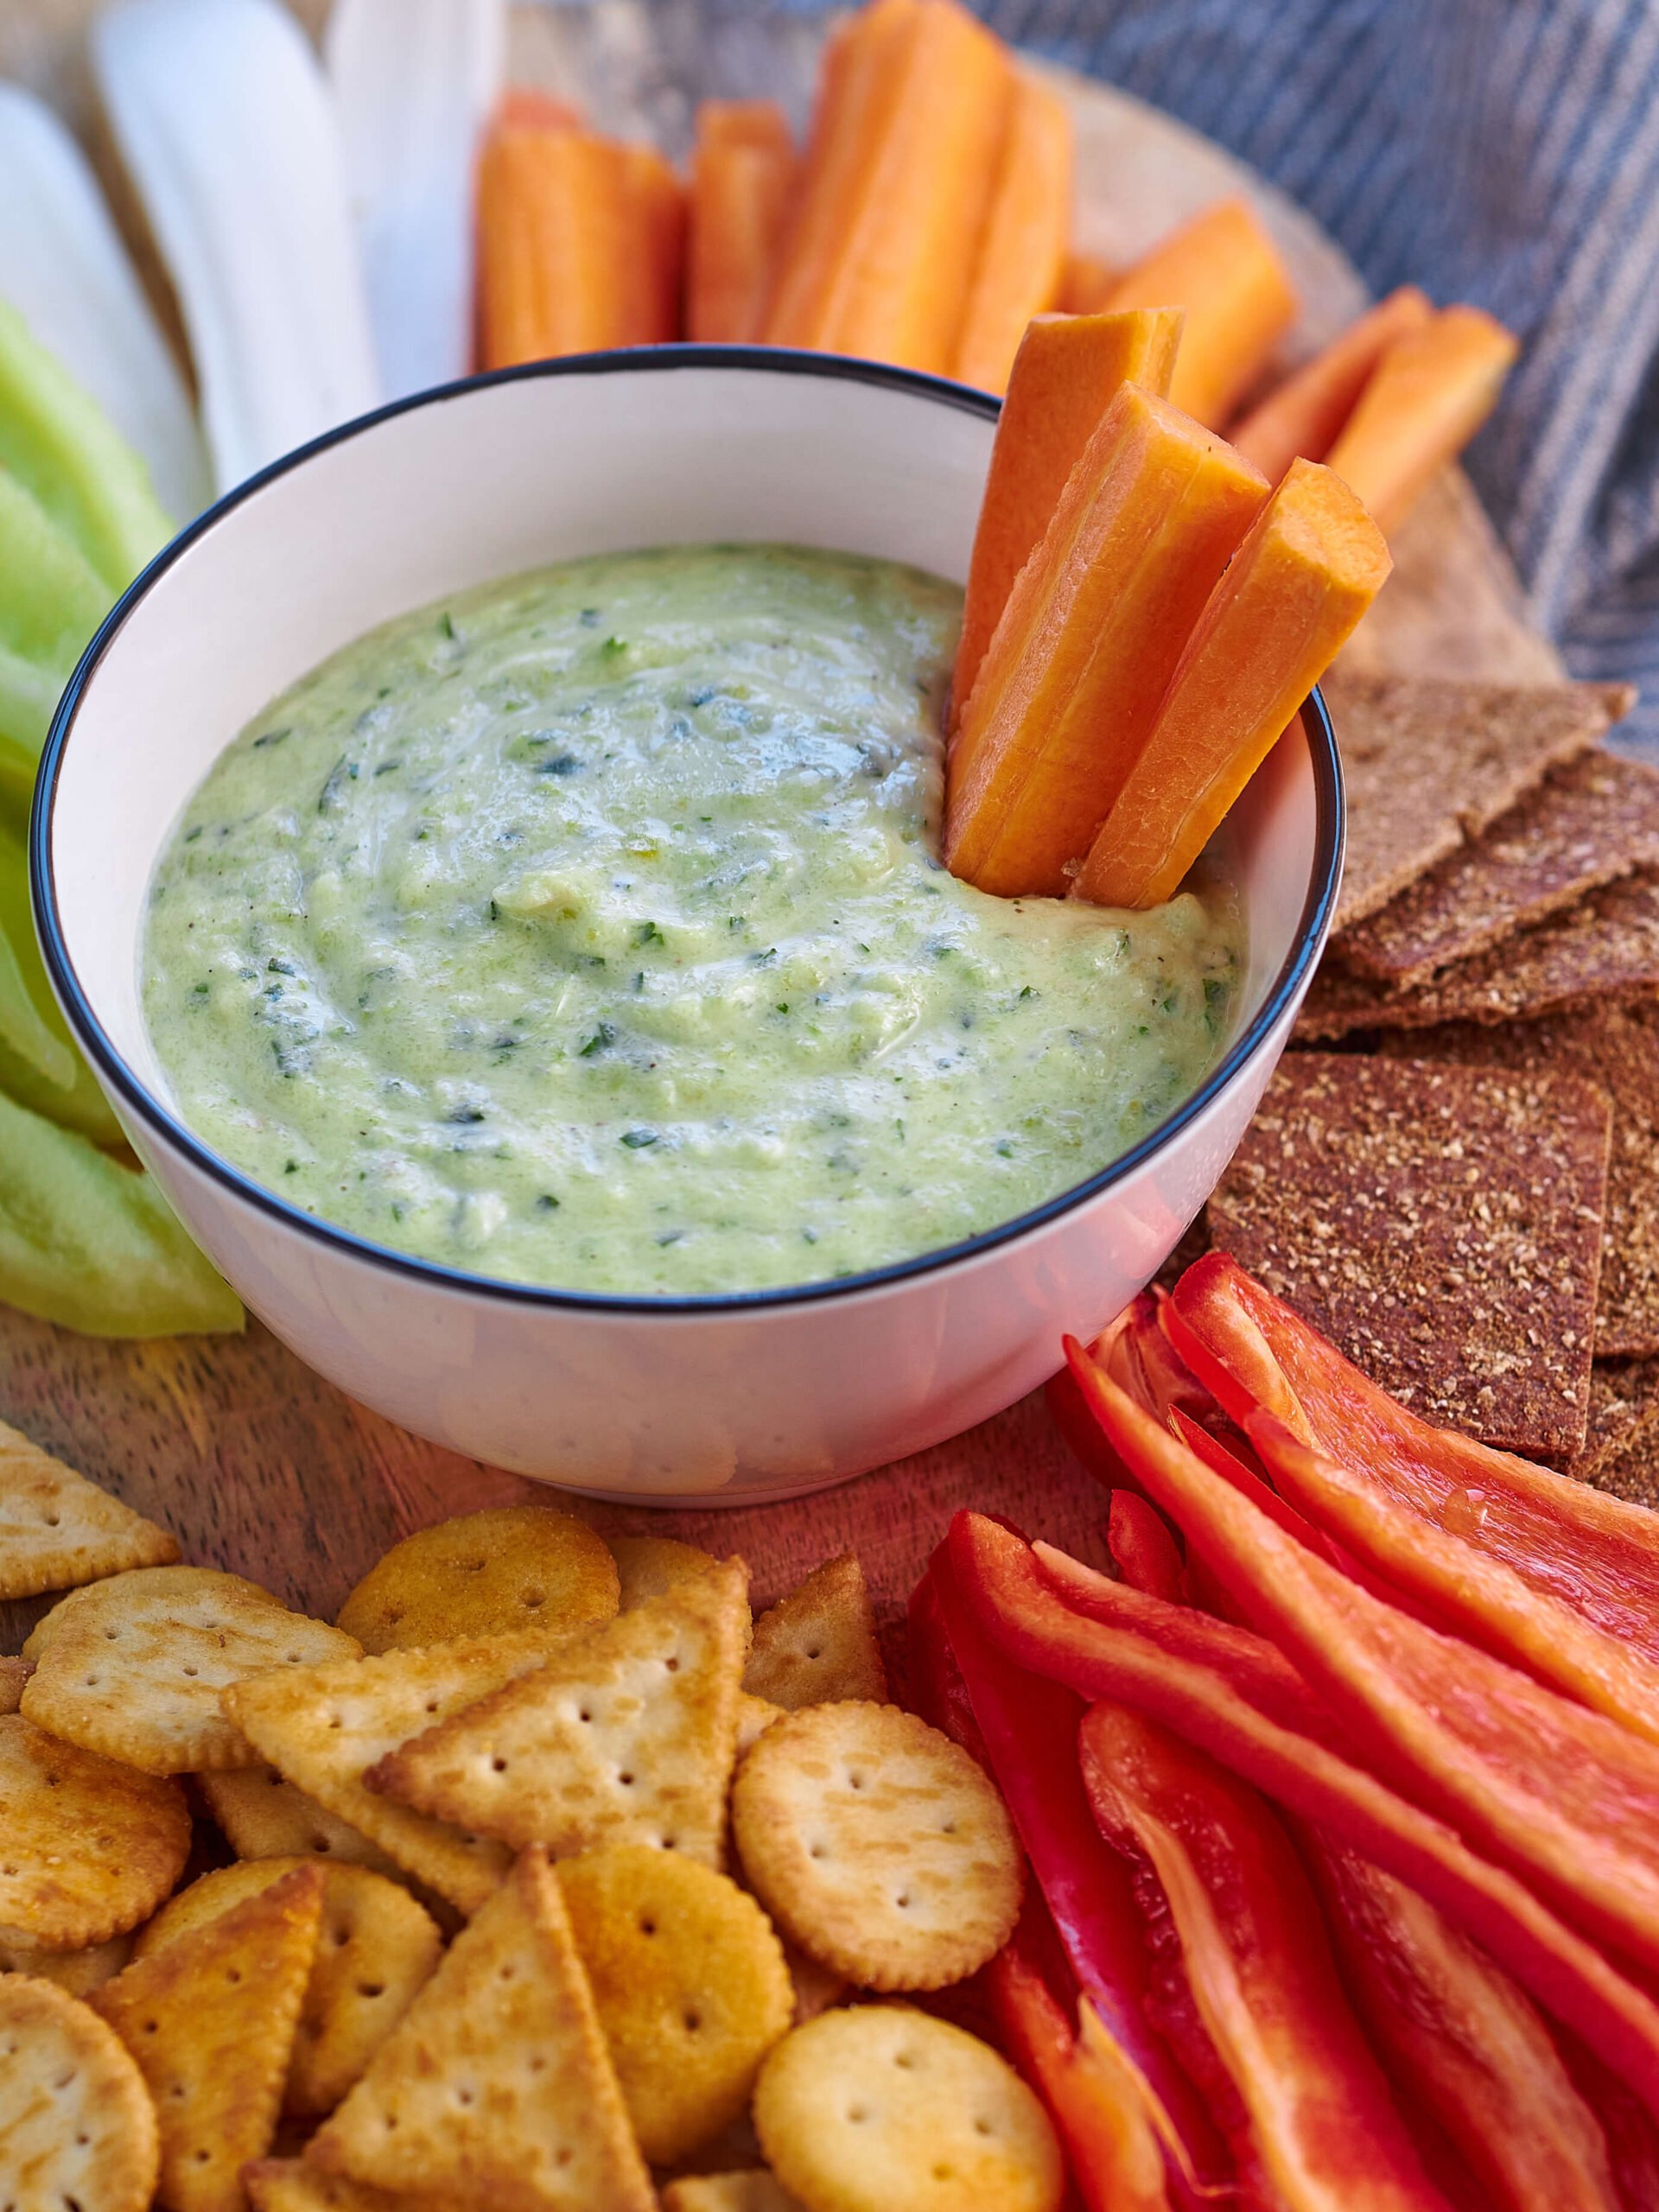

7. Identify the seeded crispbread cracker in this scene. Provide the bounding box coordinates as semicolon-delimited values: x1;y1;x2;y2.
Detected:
334;1505;620;1654
1586;1401;1659;1511
199;1764;410;1881
743;1554;887;1711
662;2176;806;2212
753;2007;1064;2212
0;1655;27;1714
1208;1052;1611;1459
0;1712;191;1948
558;1845;792;2164
1335;749;1659;986
0;1973;160;2212
0;1418;177;1600
1380;1002;1659;1355
1559;1358;1659;1484
223;1634;551;1913
21;1566;360;1773
136;1857;442;2119
307;1847;655;2212
1325;673;1630;931
1298;869;1659;1042
0;1929;130;1996
95;1865;324;2212
731;1702;1022;1993
366;1562;749;1867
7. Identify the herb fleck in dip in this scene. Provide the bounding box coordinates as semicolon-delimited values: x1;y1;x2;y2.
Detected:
142;545;1243;1294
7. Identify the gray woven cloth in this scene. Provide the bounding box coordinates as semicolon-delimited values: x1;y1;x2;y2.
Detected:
747;0;1659;745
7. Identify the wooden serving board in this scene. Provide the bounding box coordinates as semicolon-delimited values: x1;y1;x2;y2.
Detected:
0;1;1560;1660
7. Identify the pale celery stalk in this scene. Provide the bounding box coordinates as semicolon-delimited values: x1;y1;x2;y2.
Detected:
0;1086;244;1337
0;467;111;763
0;84;210;522
0;813;124;1147
326;0;505;398
92;0;382;493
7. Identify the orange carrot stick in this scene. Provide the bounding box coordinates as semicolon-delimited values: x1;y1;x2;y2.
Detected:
688;101;796;342
945;385;1269;898
1072;458;1389;910
763;0;925;350
950;74;1074;394
763;0;1014;374
1057;250;1116;315
950;307;1184;729
1324;304;1518;533
1231;287;1433;480
617;143;686;345
1103;198;1299;428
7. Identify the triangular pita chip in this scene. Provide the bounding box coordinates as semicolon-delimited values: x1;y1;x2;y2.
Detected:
224;1636;550;1914
307;1847;654;2212
366;1562;748;1866
0;1417;177;1599
742;1554;887;1710
93;1864;324;2212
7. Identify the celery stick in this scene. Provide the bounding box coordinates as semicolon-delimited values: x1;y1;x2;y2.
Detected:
0;297;172;594
0;815;124;1146
0;1085;243;1336
0;468;111;760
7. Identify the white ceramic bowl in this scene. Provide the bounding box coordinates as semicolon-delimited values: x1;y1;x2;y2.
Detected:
34;350;1342;1504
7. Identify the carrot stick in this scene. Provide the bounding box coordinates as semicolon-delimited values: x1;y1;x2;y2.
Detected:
950;307;1184;729
763;0;925;350
1072;458;1389;910
1231;287;1433;481
617;143;686;345
1057;250;1116;315
763;0;1014;374
1324;304;1518;533
945;383;1269;899
1103;198;1298;428
688;100;796;342
950;74;1073;394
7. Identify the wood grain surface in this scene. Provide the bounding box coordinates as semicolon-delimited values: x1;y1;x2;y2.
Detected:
0;0;1556;1659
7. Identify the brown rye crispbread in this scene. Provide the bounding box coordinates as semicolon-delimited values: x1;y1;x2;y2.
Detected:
1334;748;1659;986
1206;1052;1611;1459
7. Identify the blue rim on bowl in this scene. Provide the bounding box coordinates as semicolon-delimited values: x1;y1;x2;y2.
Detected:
30;344;1344;1319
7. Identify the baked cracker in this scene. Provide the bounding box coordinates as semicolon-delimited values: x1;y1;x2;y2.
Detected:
136;1857;442;2120
0;1655;28;1715
0;1711;191;1948
1380;1001;1659;1356
1298;869;1659;1042
1208;1052;1611;1459
0;1973;159;2212
608;1534;727;1611
731;1702;1022;1993
0;1417;177;1600
223;1634;551;1914
1335;749;1659;985
334;1505;620;1654
661;2177;807;2212
1586;1400;1659;1511
306;1847;655;2212
243;2161;454;2212
94;1865;324;2212
1560;1357;1659;1484
199;1764;409;1881
742;1554;887;1710
366;1561;749;1867
1325;673;1630;931
0;1929;131;1996
558;1844;792;2165
21;1565;360;1773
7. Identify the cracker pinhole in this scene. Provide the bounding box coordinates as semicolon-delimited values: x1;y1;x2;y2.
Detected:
0;1418;178;1602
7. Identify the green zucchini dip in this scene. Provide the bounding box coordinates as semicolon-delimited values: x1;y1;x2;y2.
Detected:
141;544;1243;1295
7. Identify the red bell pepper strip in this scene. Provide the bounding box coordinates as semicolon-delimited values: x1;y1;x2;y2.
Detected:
914;1553;1232;2200
987;1896;1180;2212
948;1509;1659;2114
1109;1491;1188;1604
1080;1700;1454;2209
1303;1833;1620;2212
1244;1408;1659;1745
1167;1253;1659;1668
907;1559;990;1766
1077;1350;1659;1982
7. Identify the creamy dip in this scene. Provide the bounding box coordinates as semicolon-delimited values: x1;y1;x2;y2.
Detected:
142;545;1243;1295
